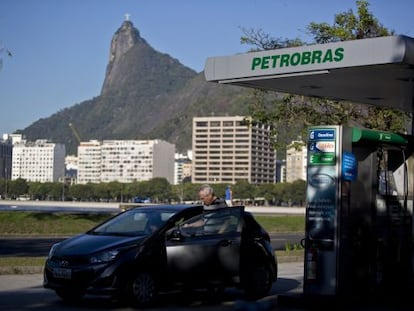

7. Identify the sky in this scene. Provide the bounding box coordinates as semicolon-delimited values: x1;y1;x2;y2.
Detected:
1;0;414;135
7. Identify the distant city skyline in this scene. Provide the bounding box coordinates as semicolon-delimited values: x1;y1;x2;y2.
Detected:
1;0;414;135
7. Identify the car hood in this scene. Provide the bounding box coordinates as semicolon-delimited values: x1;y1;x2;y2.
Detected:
55;233;147;256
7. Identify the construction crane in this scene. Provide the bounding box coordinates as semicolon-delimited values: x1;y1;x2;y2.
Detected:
69;122;82;144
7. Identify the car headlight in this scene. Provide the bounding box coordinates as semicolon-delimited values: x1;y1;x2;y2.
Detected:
89;249;120;264
48;242;60;259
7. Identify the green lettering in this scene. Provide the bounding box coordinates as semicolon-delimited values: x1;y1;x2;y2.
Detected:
322;49;333;62
271;55;280;68
312;50;323;63
261;56;270;69
251;57;261;70
301;51;311;65
290;52;301;66
252;46;344;71
280;54;290;67
334;47;344;61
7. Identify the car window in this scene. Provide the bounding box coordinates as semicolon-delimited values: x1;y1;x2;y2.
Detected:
91;209;174;236
179;207;242;236
169;207;202;227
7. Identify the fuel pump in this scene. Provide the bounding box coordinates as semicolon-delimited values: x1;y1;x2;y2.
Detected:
304;125;414;298
372;146;412;293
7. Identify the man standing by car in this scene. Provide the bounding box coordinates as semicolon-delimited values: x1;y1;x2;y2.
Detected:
183;184;228;230
198;184;227;210
196;184;229;233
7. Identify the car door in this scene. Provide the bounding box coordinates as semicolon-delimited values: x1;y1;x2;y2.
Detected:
165;206;244;286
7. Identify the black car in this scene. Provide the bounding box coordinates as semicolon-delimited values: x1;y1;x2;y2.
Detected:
44;204;277;307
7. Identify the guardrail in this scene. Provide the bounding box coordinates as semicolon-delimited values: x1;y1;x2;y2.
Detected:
0;200;306;215
119;203;305;214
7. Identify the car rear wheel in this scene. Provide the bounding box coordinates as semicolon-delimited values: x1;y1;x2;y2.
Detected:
243;265;273;299
129;272;157;307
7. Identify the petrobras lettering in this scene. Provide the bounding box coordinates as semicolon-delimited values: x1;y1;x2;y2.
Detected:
251;47;344;71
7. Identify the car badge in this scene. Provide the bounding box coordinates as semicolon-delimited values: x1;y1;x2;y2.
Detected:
60;260;69;267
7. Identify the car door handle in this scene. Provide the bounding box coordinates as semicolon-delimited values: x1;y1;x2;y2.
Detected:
218;239;232;247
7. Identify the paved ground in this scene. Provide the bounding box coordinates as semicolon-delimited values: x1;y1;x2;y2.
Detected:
2;262;414;310
0;262;305;292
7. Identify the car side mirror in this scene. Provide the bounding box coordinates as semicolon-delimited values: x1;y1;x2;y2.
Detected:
167;228;183;241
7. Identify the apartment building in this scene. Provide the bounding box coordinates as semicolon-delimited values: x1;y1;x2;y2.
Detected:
0;134;12;180
276;159;287;183
65;154;78;183
11;138;66;182
285;140;307;182
174;151;192;184
77;139;175;184
192;116;276;184
77;140;101;184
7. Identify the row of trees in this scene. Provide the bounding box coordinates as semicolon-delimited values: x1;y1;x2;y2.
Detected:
0;177;306;207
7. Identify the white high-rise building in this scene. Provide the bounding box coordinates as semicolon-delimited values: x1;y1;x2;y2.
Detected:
285;140;307;182
192;116;276;184
77;139;175;184
77;140;102;184
11;138;66;182
174;151;192;185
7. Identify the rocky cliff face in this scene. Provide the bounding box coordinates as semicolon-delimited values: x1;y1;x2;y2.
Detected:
20;20;249;154
101;20;141;96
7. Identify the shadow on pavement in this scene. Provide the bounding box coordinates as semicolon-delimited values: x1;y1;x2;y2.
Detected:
277;291;414;311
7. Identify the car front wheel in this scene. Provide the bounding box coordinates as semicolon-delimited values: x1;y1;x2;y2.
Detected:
243;265;273;299
129;271;157;307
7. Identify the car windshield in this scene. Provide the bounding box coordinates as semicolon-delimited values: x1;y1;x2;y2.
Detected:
90;209;175;236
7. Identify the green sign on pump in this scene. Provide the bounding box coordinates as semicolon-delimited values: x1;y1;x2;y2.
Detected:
309;152;336;165
352;128;407;145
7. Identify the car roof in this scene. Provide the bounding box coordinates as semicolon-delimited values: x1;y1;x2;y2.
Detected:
129;204;204;212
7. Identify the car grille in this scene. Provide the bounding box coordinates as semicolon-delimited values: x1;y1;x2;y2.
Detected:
51;256;89;267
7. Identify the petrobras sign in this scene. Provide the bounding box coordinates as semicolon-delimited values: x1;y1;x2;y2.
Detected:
204;36;409;84
251;47;344;71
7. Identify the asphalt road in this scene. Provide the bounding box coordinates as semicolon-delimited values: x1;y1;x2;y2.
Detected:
1;262;413;311
0;262;304;311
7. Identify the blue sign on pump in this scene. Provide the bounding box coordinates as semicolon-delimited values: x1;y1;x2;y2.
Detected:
342;152;357;181
309;129;335;141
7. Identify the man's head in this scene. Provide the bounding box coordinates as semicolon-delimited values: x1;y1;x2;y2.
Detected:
198;184;216;206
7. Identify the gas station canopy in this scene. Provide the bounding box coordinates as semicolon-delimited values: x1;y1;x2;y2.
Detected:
204;35;414;113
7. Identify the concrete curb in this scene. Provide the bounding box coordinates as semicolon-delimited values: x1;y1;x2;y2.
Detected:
0;266;44;275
